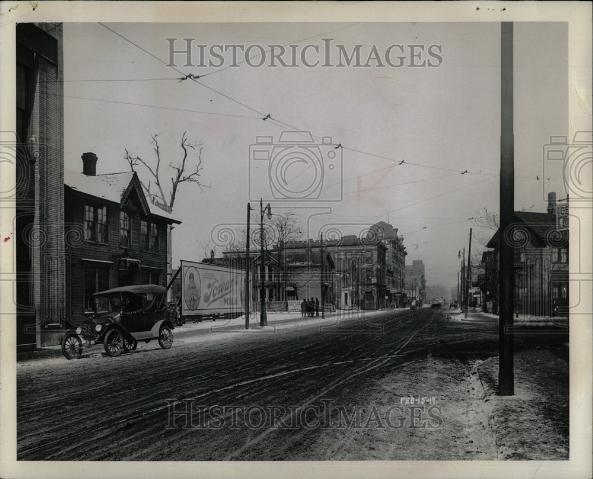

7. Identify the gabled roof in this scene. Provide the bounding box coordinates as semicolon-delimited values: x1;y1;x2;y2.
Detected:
486;211;567;249
65;169;180;223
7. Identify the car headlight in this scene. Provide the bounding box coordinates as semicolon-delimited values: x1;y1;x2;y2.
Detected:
75;327;82;335
95;324;102;332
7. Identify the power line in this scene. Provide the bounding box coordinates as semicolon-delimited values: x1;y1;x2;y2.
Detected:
95;22;547;185
46;91;261;121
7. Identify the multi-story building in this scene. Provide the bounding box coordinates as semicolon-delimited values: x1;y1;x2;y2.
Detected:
324;235;387;310
64;152;180;324
405;259;426;305
15;23;66;348
219;242;335;312
484;192;569;317
370;221;407;307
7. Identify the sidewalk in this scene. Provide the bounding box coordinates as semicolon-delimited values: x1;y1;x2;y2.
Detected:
448;309;568;329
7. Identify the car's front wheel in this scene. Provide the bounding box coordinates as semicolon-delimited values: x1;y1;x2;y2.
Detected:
104;329;124;357
61;334;82;360
158;325;173;349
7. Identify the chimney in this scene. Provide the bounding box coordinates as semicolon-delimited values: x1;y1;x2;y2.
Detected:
547;191;557;214
81;152;98;176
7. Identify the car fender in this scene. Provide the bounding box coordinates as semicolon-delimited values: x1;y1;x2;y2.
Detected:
150;319;174;338
99;323;132;342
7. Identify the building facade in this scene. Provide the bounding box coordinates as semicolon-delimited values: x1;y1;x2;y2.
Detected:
324;235;387;310
370;221;407;307
220;242;335;313
405;259;426;305
15;23;66;348
64;153;180;324
484;193;569;317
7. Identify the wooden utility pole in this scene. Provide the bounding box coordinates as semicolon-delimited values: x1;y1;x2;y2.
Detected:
320;233;325;319
259;199;271;327
465;228;473;319
245;203;252;329
259;198;266;327
499;21;515;395
461;247;466;313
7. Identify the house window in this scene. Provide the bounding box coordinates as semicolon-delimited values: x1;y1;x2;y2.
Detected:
96;207;107;243
140;220;149;249
84;266;109;312
149;223;158;251
84;205;94;241
120;211;130;248
84;205;107;243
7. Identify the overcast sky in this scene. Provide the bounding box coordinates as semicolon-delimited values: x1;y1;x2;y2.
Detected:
63;22;567;288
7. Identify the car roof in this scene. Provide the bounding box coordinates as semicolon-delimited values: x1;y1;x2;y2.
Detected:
93;284;166;296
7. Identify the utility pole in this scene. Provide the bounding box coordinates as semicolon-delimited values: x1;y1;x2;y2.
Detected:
259;198;271;327
465;228;473;319
457;269;460;306
499;21;515;395
245;203;252;329
460;247;466;313
320;233;325;319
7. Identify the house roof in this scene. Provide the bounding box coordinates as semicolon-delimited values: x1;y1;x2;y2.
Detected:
486;211;567;249
64;169;180;223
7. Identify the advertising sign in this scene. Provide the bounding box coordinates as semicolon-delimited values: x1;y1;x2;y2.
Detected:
181;260;245;316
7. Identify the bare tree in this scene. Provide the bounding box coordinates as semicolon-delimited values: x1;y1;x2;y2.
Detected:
473;207;499;231
124;132;206;213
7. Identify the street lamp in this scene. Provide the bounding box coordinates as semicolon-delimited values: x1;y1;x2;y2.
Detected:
259;198;272;327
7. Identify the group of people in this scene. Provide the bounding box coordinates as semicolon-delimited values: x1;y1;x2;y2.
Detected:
300;297;321;318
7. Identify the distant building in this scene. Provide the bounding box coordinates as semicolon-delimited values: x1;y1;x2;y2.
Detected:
64;153;180;324
370;222;407;307
323;235;387;310
405;260;426;305
220;243;335;312
218;232;387;312
484;192;569;317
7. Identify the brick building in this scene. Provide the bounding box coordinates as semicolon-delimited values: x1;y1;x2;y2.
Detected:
323;235;387;310
484;193;569;317
405;259;426;305
370;221;407;307
64;153;180;324
16;23;66;348
220;242;335;312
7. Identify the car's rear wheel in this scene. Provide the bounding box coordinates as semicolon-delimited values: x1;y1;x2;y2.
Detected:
104;329;124;357
158;326;173;349
61;334;82;360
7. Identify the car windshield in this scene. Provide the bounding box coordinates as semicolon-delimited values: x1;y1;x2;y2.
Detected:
95;294;122;314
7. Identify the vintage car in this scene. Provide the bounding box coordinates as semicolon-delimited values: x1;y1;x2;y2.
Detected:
61;284;175;360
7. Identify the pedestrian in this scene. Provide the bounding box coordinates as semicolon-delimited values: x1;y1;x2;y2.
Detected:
308;298;314;317
315;297;320;317
300;299;306;318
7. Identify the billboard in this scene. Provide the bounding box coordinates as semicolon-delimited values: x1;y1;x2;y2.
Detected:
180;260;245;316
